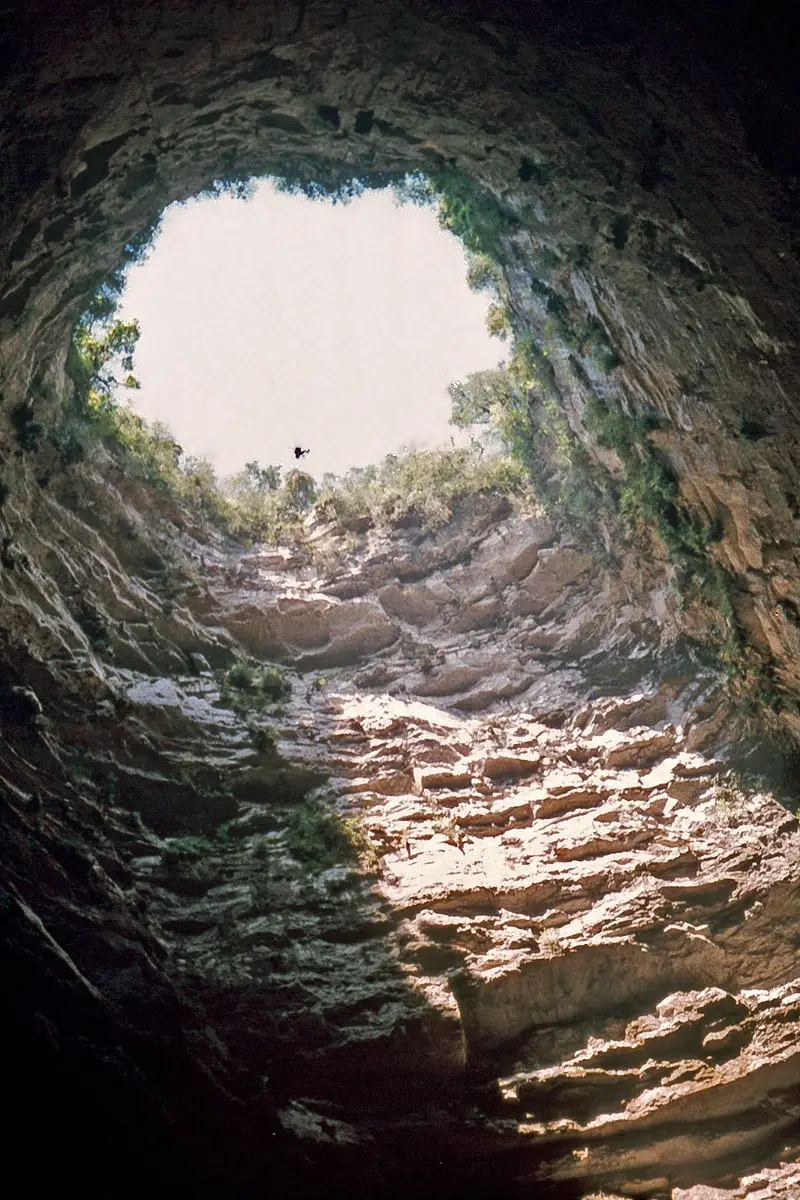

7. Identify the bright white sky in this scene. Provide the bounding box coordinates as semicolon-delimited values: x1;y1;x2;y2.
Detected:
115;177;503;480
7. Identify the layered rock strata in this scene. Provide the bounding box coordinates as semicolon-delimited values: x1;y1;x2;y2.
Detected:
1;1;800;1195
3;468;798;1196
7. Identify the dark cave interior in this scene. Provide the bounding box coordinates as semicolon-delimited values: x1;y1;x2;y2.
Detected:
1;2;800;1197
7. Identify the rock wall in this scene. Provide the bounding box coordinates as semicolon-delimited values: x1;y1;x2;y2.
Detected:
1;1;800;1196
1;0;800;704
1;458;798;1197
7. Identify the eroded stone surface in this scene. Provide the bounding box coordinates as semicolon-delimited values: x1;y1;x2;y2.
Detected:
1;1;800;1195
2;468;794;1196
136;508;800;1197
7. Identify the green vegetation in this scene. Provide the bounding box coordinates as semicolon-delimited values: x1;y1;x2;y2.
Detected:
450;334;616;538
248;723;278;755
486;302;513;340
452;320;704;576
281;795;387;874
447;367;514;427
425;171;516;258
284;798;357;871
342;817;386;872
222;461;316;544
58;218;161;462
316;445;529;533
11;401;46;453
275;173;374;204
583;393;719;566
275;168;517;261
196;176;258;204
579;391;756;663
465;252;504;295
447;316;769;686
66;308;233;517
66;284;328;538
219;657;292;715
161;820;236;868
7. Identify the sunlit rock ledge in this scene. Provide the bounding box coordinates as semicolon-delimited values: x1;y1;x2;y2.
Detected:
4;451;797;1197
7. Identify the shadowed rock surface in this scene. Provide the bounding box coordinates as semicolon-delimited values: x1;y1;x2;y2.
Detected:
1;2;799;1197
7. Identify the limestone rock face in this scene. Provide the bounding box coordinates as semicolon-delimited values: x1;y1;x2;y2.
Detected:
1;1;800;1197
1;0;800;711
1;460;798;1198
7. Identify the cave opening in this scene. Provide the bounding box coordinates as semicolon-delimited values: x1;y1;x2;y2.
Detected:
2;2;800;1198
105;172;506;480
62;164;546;555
